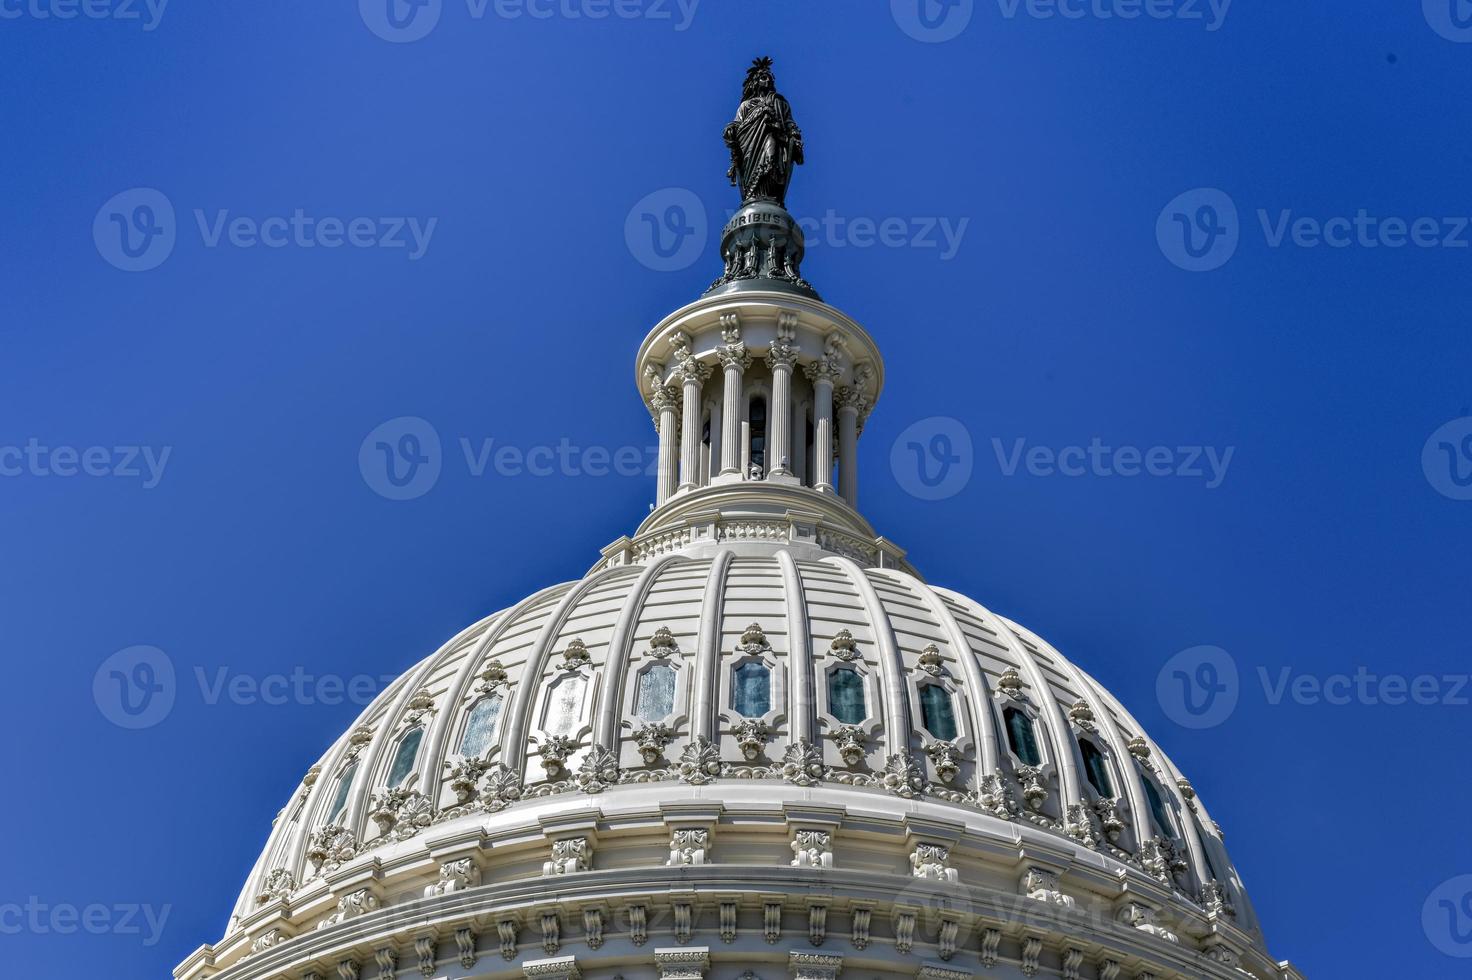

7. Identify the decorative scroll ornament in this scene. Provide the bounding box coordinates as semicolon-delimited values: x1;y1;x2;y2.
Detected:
368;788;435;841
997;666;1025;699
306;824;359;876
977;770;1019;818
1093;796;1126;841
1118;901;1179;943
910;843;959;882
445;756;489;804
733;718;770;760
828;629;860;661
881;751;926;799
925;740;962;784
256;868;296;905
1201;878;1237;917
1014;764;1049;810
537;735;578;779
738;621;769;653
575;744;620;793
559;638;592;671
1140;836;1190;885
1176;777;1199;812
1068;699;1096;731
1021;867;1076;908
478;763;523;812
648;625;679;658
424;858;480;898
790;829;833;869
469;659;508;698
344;724;375;760
782;739;827;787
248;928;283;957
403;687;436;727
678;735;723;784
832;725;867;766
543;837;592;876
1064;802;1101;848
667;828;709;867
631;721;676;764
319;888;379;930
1127;736;1152;761
917;644;946;676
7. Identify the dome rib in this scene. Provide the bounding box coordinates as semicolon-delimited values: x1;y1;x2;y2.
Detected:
962;595;1085;812
825;556;912;753
775;548;815;744
891;571;1003;776
689;549;735;743
499;568;637;771
592;554;686;748
421;589;561;786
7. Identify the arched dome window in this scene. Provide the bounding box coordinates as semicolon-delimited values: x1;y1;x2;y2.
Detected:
1143;776;1176;836
544;673;588;735
387;727;423;788
635;662;677;721
732;660;771;717
325;760;357;824
920;684;958;740
1004;705;1042;765
828;667;866;724
1079;738;1113;797
459;693;504;758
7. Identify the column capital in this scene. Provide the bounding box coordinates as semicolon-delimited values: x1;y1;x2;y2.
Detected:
717;343;752;374
803;356;841;386
834;385;868;415
676;357;711;386
767;337;801;371
651;385;681;413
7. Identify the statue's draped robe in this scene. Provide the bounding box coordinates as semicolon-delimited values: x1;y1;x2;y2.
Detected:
726;92;802;204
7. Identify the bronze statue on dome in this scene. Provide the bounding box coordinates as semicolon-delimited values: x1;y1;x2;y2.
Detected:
723;57;804;206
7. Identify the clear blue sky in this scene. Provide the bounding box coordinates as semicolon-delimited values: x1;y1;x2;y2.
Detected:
3;3;1470;977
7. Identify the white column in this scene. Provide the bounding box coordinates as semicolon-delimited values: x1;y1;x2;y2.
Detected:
804;359;838;493
836;386;862;508
717;345;750;476
653;385;679;506
767;342;798;478
678;360;709;492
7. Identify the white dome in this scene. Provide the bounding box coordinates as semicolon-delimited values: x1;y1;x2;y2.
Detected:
178;65;1303;980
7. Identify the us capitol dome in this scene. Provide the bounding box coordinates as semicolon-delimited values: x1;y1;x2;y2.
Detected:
178;58;1303;980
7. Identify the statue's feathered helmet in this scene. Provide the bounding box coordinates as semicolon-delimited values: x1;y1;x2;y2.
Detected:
742;56;776;99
